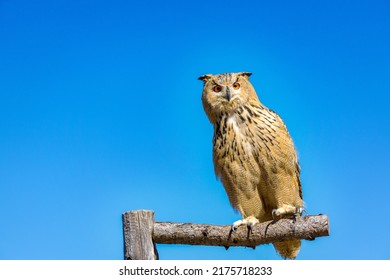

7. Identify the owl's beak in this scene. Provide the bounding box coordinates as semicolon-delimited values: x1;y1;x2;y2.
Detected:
225;88;232;101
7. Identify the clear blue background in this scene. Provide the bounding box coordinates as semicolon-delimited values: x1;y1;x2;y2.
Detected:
1;0;389;260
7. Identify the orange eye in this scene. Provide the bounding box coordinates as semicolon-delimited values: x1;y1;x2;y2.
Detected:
213;85;222;92
233;82;240;90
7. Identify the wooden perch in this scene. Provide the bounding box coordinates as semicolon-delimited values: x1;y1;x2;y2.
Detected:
122;210;329;260
154;215;329;247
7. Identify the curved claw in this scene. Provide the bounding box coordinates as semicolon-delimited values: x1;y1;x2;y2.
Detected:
247;223;253;234
293;206;305;222
271;209;279;220
296;206;305;215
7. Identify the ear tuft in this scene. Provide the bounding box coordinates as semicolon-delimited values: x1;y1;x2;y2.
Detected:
238;72;252;79
198;74;213;82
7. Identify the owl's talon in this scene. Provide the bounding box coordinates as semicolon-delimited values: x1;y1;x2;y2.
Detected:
272;209;279;220
231;221;241;232
293;206;305;222
247;221;257;233
230;216;259;234
247;223;253;233
295;206;304;215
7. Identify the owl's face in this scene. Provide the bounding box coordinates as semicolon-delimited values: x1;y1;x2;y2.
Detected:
199;72;258;123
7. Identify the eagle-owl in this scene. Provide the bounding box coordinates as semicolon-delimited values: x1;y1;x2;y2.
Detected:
199;72;304;259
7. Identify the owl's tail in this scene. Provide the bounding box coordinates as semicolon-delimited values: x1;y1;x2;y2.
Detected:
273;240;301;259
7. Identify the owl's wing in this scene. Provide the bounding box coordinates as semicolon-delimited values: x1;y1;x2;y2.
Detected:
268;109;303;200
295;161;303;200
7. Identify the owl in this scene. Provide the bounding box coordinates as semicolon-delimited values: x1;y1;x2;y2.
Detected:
199;72;304;259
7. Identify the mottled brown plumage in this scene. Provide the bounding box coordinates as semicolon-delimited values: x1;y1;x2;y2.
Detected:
200;72;304;259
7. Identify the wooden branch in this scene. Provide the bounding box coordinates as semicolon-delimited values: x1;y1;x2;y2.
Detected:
153;214;329;248
122;210;158;260
122;210;329;260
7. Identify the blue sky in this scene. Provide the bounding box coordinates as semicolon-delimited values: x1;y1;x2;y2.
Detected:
0;0;389;260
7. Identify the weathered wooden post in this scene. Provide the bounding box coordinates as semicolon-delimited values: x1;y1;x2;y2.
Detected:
122;210;158;260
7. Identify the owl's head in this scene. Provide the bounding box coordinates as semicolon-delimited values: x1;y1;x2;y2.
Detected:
199;72;258;124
